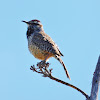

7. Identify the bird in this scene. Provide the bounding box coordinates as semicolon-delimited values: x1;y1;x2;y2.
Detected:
22;19;70;79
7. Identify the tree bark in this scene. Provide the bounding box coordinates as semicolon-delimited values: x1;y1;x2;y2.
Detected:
89;56;100;100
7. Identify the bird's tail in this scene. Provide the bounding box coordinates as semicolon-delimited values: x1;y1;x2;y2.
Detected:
55;55;71;80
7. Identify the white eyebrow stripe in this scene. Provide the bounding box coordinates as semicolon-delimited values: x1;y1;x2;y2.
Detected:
34;21;37;23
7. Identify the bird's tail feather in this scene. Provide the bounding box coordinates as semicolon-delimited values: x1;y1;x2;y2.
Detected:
55;55;71;80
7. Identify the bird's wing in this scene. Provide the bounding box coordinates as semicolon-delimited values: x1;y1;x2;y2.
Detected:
32;32;63;56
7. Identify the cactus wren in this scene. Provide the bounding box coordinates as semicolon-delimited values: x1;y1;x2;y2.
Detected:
22;19;70;79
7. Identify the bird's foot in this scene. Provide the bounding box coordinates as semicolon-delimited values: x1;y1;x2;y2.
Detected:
30;61;52;77
37;60;49;68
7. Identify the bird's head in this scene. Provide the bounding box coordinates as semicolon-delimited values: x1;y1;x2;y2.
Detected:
22;19;44;38
22;19;43;29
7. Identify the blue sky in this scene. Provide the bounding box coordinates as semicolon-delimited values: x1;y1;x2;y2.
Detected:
0;0;100;100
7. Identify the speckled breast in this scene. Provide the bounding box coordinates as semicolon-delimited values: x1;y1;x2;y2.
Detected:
28;43;53;60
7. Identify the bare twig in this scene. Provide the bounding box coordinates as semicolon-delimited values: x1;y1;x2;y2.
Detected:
90;56;100;100
30;61;90;100
48;73;89;99
30;56;100;100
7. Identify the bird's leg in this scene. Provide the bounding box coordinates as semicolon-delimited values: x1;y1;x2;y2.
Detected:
40;54;50;64
43;54;50;69
44;54;50;62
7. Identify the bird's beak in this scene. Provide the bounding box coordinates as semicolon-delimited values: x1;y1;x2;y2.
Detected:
22;20;29;24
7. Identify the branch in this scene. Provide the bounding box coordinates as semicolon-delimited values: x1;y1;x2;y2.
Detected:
30;61;90;100
48;73;89;99
90;56;100;100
